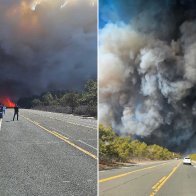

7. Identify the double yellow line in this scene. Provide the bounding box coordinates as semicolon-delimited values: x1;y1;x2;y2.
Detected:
150;161;181;196
100;161;181;195
21;115;97;160
99;162;168;183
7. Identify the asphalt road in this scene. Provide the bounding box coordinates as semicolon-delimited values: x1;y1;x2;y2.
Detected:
0;109;97;196
99;160;196;196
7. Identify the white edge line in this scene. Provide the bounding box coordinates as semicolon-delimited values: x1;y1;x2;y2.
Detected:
78;139;97;150
0;119;2;130
28;113;97;130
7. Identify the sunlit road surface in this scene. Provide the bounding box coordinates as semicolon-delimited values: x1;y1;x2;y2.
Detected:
99;160;196;196
0;109;97;196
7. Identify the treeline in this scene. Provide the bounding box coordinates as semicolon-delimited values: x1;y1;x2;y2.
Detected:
18;80;97;116
99;125;181;163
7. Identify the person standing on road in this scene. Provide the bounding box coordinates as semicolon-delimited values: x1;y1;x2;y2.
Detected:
13;105;19;121
3;106;6;115
0;104;3;119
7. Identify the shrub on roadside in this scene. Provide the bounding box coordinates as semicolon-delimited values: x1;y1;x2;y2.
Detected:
190;154;196;161
99;125;181;164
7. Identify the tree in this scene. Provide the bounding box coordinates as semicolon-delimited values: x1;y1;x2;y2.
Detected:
84;80;97;94
80;80;97;105
41;92;53;106
114;137;132;161
18;80;97;116
32;98;42;107
99;125;118;162
60;93;79;113
81;80;97;116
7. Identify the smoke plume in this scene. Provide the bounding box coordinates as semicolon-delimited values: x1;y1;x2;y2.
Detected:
0;0;97;99
99;0;196;152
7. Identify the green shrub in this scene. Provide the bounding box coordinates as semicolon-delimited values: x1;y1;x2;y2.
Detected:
190;154;196;161
99;125;180;163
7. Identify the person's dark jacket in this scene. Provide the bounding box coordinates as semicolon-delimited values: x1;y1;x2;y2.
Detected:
14;106;19;113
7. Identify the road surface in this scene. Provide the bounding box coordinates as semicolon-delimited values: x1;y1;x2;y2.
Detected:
99;160;196;196
0;109;97;196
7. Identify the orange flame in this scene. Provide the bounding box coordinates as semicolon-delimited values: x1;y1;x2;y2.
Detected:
0;97;16;108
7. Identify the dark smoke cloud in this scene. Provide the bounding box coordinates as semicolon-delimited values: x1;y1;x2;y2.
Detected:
0;0;97;99
99;0;196;152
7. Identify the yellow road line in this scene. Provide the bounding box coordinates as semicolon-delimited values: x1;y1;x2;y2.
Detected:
152;176;166;190
21;115;97;160
99;162;169;183
150;161;181;196
52;130;69;140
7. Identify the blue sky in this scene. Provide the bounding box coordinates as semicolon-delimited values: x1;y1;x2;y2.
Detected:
99;0;196;28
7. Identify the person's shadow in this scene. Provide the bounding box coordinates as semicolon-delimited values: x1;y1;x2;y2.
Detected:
5;120;13;122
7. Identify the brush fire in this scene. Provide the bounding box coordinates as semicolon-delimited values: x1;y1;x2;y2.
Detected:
0;97;16;108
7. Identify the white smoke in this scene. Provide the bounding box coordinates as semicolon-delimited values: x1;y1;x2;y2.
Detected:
99;20;196;150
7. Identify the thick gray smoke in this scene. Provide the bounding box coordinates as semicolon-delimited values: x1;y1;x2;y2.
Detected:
0;0;97;98
99;1;196;152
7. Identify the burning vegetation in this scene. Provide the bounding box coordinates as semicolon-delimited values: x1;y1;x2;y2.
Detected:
0;96;16;108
